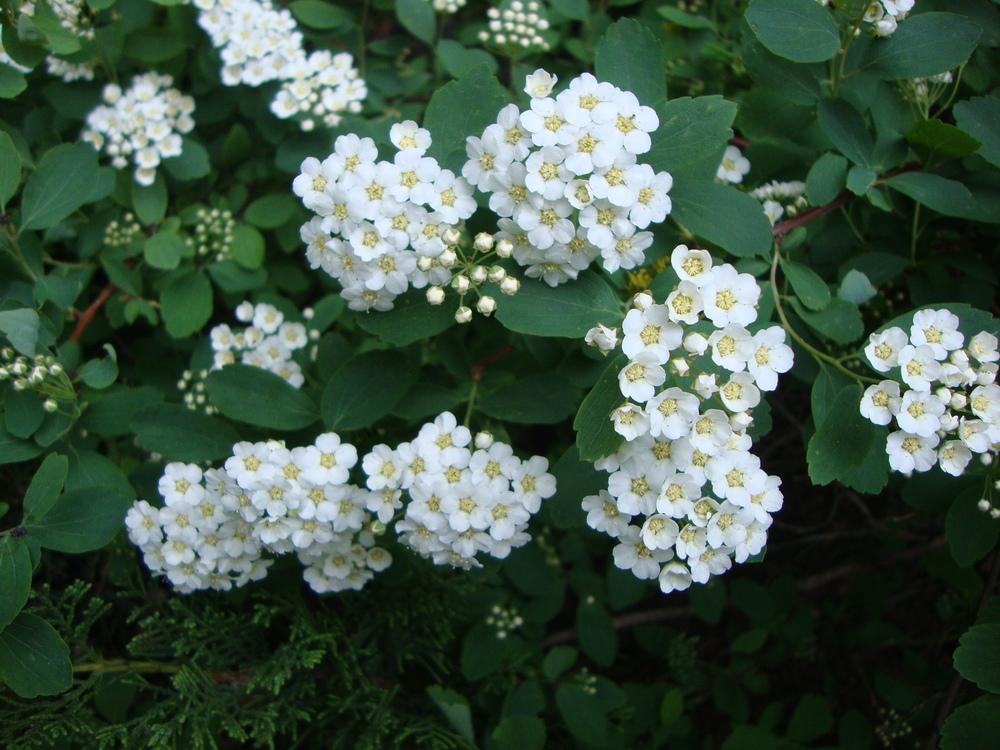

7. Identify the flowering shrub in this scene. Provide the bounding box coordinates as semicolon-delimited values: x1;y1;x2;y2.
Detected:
0;1;998;748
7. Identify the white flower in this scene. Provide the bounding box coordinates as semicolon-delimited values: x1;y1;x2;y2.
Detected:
747;327;794;391
969;331;999;363
898;344;942;391
938;440;973;477
658;561;692;593
716;145;750;184
585;324;618;353
612;402;650;441
389;120;431;153
700;264;760;327
896;390;946;437
671;244;713;286
524;69;557;98
860;380;901;426
708;325;755;372
583;491;632;538
886;431;939;474
618;352;667;403
647;387;699;439
612;526;671;580
621;305;683;363
865;327;909;373
910;309;964;360
718;373;761;413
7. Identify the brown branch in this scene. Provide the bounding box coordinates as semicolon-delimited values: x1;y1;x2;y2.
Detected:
470;345;513;381
69;282;115;342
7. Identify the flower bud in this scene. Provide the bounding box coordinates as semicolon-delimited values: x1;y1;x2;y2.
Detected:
452;275;471;294
500;276;520;295
474;232;494;252
731;411;753;430
439;249;458;268
683;333;708;356
671;358;689;376
426;286;446;305
982;452;994;466
475;431;494;449
585;324;617;353
28;368;44;385
694;373;718;399
43;399;58;413
978;498;992;512
992;508;1000;520
11;362;25;376
950;392;968;410
496;239;514;258
632;291;654;310
443;228;461;246
488;265;506;282
939;413;959;432
235;301;254;322
13;379;27;391
417;255;434;271
455;306;473;324
477;295;497;316
370;520;387;535
470;265;488;284
935;387;952;403
303;307;315;320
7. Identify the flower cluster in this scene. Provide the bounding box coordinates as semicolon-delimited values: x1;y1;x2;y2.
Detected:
192;0;366;131
17;0;96;82
176;368;216;415
463;69;671;285
750;180;808;226
362;412;556;568
186;207;235;261
863;0;914;37
81;73;196;186
582;244;794;594
209;301;310;387
860;310;998;477
0;348;73;414
103;213;143;247
126;433;391;594
427;0;466;13
479;1;551;52
485;604;524;639
715;145;750;185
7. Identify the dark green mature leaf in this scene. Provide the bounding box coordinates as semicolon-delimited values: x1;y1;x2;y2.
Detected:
424;65;509;173
817;100;874;167
577;600;617;666
544;444;606;529
805;153;848;205
426;686;475;745
290;0;352;29
671;181;773;258
22;452;68;520
0;613;72;698
574;354;626;461
321;351;418;430
781;258;831;311
745;0;839;63
786;694;833;743
244;194;299;229
131;173;167;226
160;270;213;339
790;297;863;344
556;684;608;745
0;424;44;465
657;6;713;29
395;0;435;44
807;385;878;486
647;96;737;182
479;373;580;424
80;386;164;438
0;65;27;99
0;131;21;207
492;715;546;750
4;389;44;439
838;269;877;305
24;486;130;553
435;40;498;78
595;18;665;105
741;35;822;105
884;172;975;218
163;139;211;181
495;271;622;338
954;624;1000;693
954;95;1000;168
941;695;1000;750
131;404;240;462
78;345;119;389
906;119;981;161
355;292;456;346
0;309;40;356
0;537;31;630
19;143;112;231
865;13;981;81
143;230;186;270
230;224;266;269
946;488;999;567
206;365;317;431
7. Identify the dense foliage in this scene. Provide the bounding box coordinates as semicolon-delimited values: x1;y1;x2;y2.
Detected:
1;0;999;748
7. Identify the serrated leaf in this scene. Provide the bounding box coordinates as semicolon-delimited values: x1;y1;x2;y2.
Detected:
19;143;112;231
595;18;665;105
647;96;737;182
940;695;1000;750
0;613;72;698
953;624;1000;693
864;13;981;81
574;354;626;461
954;95;1000;168
745;0;840;64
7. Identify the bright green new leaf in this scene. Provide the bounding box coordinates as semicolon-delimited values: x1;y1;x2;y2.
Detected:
0;537;31;630
206;365;318;431
160;270;213;339
745;0;839;63
19;143;113;231
143;230;186;270
22;452;69;520
163;139;211;181
595;18;665;105
230;224;266;269
0;613;72;698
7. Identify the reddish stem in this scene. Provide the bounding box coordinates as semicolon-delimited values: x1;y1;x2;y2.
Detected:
69;282;115;342
470;345;513;381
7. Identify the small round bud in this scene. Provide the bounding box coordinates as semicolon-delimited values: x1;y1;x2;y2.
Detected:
455;306;473;324
426;286;446;305
49;363;63;376
470;265;488;284
43;399;58;413
439;249;458;268
683;333;709;356
11;362;25;376
934;387;952;403
28;368;44;385
981;453;994;466
303;307;315;320
477;295;497;316
474;232;494;252
13;379;27;391
417;255;434;271
496;239;514;258
452;275;471;294
632;292;653;310
950;393;968;410
370;520;386;535
671;358;690;376
443;228;461;246
731;411;753;430
474;431;494;450
488;265;506;282
992;508;1000;520
500;276;520;295
0;367;7;380
978;498;992;512
235;301;254;322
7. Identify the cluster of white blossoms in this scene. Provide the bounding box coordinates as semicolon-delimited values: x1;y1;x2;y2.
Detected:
427;0;466;13
17;0;96;82
860;310;998;478
485;604;524;640
463;69;671;286
191;0;366;131
103;213;142;247
177;368;217;415
209;301;310;388
479;1;551;52
0;348;70;414
750;180;808;226
715;145;750;185
126;433;392;594
582;244;795;594
186;207;235;261
294;125;523;318
362;412;556;569
81;73;196;186
862;0;914;37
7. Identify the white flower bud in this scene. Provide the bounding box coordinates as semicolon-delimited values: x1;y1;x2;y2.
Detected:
475;431;494;449
694;373;718;399
496;239;514;258
43;399;58;413
28;368;44;385
439;249;458;268
11;362;25;375
950;393;968;410
731;411;753;430
585;324;618;353
976;363;997;385
500;276;520;295
978;498;992;512
235;301;254;322
992;508;1000;520
49;363;63;376
671;358;689;376
13;379;27;391
443;228;461;246
632;291;653;310
477;296;497;316
488;265;506;282
982;453;994;466
474;232;494;252
683;333;708;356
417;255;434;271
302;307;315;320
455;306;473;324
426;286;446;305
935;387;952;403
452;275;471;294
939;413;959;432
470;265;488;284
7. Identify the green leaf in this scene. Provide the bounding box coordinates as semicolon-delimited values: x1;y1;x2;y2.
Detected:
163;139;211;181
479;373;580;425
953;624;1000;693
426;686;475;745
23;486;130;553
807;385;878;486
817;100;874;167
424;65;510;173
4;389;44;439
594;18;665;105
80;386;163;438
542;646;577;679
946;488;999;567
837;269;877;305
244;193;299;229
131;173;167;226
745;0;839;63
19;143;113;231
0;424;44;465
786;694;833;743
290;0;352;29
130;404;240;462
884;172;975;219
321;351;418;431
906;119;981;161
954;95;1000;168
492;715;546;750
0;309;40;356
78;344;118;389
0;65;27;99
495;271;622;338
0;130;21;207
556;684;608;746
865;13;981;81
0;537;31;630
0;613;72;698
941;696;1000;750
435;40;498;78
160;270;213;338
355;292;456;346
230;223;265;270
781;258;831;311
124;28;185;63
660;687;684;726
543;444;606;529
22;452;69;520
790;297;863;344
657;6;714;29
671;181;773;258
574;354;626;461
846;165;877;197
577;599;617;666
647;96;737;182
143;230;186;270
206;365;317;431
805;153;848;206
395;0;435;45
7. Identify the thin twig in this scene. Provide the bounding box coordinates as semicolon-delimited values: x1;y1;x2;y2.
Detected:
69;282;115;342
